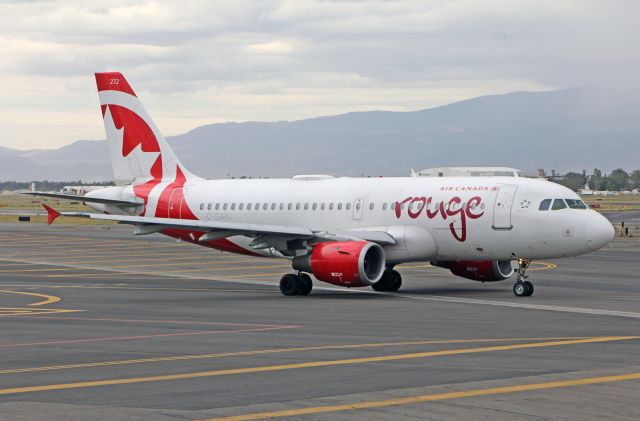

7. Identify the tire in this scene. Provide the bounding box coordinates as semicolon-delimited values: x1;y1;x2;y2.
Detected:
388;270;402;292
298;273;313;296
280;274;300;296
513;281;527;297
372;274;390;291
523;280;534;296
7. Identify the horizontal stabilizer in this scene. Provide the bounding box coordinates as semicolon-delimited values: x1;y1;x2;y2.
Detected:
24;192;141;207
42;204;61;225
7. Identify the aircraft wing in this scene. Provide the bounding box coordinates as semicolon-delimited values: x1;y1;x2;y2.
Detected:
44;205;313;237
24;192;141;207
43;205;396;248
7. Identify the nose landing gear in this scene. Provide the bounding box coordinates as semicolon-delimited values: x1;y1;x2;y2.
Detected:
513;259;534;297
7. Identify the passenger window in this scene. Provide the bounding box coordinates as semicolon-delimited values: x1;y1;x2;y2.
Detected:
346;203;352;210
288;203;292;210
255;203;260;210
279;203;284;210
369;202;374;210
312;203;318;210
264;203;269;210
223;203;228;211
355;203;361;211
207;203;212;211
338;203;343;210
231;203;236;211
239;203;243;211
247;203;252;211
304;203;309;210
329;203;334;210
199;203;204;210
270;203;276;210
552;199;567;210
565;199;587;209
383;203;387;211
296;203;301;210
321;203;325;210
539;199;551;211
215;203;220;211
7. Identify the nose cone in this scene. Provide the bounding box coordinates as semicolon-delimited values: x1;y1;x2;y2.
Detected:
585;213;615;251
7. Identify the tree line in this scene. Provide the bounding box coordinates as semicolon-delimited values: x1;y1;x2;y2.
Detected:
0;180;114;192
557;169;640;192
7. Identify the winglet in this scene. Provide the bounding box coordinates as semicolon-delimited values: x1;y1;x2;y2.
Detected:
43;204;61;225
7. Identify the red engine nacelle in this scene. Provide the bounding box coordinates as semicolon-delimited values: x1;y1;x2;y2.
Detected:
292;241;386;287
433;260;514;282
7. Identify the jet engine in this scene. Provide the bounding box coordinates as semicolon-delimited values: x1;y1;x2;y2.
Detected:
292;241;386;287
432;259;514;282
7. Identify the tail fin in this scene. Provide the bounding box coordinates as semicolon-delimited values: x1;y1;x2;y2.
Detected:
95;72;197;185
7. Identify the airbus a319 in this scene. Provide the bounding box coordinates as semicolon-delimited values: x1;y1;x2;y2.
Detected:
34;72;614;297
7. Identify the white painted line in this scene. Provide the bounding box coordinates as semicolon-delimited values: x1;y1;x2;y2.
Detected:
396;294;640;319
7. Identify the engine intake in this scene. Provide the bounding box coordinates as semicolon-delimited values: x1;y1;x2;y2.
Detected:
433;259;514;282
293;241;386;287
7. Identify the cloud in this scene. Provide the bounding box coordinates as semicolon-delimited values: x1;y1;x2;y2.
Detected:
0;0;638;149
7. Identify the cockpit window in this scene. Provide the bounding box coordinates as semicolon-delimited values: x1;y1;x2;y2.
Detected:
539;199;551;211
551;199;567;210
565;199;588;209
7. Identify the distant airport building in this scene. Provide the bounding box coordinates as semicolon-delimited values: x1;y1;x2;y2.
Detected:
580;179;594;195
411;167;520;177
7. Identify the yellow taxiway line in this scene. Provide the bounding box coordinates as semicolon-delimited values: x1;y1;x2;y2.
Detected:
0;336;588;376
203;371;640;421
0;336;635;396
0;289;61;306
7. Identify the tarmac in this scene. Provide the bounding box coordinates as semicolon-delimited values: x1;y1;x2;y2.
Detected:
0;219;638;420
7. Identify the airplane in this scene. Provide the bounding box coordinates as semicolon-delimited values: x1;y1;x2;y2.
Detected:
32;72;615;297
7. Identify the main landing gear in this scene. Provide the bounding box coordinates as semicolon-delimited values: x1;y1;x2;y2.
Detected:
279;272;313;296
372;268;402;292
513;259;534;297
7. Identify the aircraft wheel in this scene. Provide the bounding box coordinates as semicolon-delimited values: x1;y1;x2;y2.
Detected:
513;281;527;297
280;274;300;296
523;280;534;296
298;273;313;296
372;274;390;291
387;270;402;292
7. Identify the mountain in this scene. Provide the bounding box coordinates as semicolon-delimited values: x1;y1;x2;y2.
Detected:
2;88;639;182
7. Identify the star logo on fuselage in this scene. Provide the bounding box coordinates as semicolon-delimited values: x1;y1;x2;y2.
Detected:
520;199;531;209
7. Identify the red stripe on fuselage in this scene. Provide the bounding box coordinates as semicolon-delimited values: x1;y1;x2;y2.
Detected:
154;166;197;219
132;156;163;216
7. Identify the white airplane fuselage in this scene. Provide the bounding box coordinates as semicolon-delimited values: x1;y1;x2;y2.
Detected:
88;174;614;263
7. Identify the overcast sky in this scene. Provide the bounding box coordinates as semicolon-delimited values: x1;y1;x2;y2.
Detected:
1;0;638;150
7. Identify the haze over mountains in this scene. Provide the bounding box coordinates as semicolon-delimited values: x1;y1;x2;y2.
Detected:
2;88;638;182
